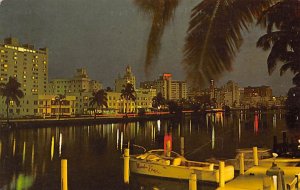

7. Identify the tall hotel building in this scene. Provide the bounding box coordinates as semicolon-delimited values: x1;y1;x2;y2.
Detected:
0;37;48;116
140;73;187;100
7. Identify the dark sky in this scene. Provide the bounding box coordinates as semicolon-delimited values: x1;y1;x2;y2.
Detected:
0;0;293;95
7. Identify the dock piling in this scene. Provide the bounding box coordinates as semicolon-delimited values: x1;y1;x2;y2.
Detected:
219;161;225;187
239;153;245;175
124;148;130;184
61;159;68;190
253;147;258;166
189;173;197;190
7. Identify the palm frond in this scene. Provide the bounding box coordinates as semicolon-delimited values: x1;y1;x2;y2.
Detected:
267;39;289;74
258;0;300;33
134;0;179;73
280;60;300;75
183;0;274;88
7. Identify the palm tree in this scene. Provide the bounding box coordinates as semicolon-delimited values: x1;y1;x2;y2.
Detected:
152;92;166;110
257;0;300;80
121;83;136;114
89;89;108;118
134;0;179;74
0;77;24;124
257;0;300;124
54;94;66;119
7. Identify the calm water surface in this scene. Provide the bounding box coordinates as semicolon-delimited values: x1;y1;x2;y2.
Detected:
0;111;299;190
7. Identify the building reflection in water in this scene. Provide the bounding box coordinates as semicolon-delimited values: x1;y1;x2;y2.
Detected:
238;118;241;142
59;133;62;157
51;136;54;160
273;114;277;128
0;110;289;190
254;113;259;134
212;124;215;150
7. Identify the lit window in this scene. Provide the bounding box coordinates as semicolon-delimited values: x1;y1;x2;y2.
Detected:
0;50;4;53
13;56;17;60
23;75;26;79
3;64;7;68
32;76;35;79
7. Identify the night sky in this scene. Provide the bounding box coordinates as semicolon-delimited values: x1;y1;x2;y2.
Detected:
0;0;294;95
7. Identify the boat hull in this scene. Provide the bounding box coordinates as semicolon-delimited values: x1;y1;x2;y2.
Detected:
130;159;234;183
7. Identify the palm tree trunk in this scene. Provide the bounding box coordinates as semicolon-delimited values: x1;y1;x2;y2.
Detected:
6;103;9;124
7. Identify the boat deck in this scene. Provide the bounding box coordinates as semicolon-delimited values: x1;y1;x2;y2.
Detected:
217;165;300;190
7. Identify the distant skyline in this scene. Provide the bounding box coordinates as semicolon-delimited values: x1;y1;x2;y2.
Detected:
0;0;294;95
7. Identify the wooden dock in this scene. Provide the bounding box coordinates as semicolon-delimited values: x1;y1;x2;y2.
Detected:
217;165;300;190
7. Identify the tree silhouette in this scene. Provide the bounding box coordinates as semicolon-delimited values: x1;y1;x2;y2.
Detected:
257;0;300;125
152;92;166;110
54;94;66;119
89;89;108;118
0;77;24;124
121;83;136;114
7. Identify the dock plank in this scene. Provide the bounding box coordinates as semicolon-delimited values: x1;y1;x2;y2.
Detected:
217;166;300;190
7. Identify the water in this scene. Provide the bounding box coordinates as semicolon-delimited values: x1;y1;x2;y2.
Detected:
0;111;299;190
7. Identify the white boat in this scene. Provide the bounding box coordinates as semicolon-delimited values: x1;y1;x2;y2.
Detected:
129;149;234;183
225;148;300;170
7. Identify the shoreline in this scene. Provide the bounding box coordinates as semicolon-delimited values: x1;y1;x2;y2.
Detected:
0;114;179;129
0;109;286;129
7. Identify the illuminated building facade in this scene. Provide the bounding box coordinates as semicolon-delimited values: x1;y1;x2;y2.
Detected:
48;68;102;114
221;80;240;107
37;95;76;117
136;88;156;111
0;37;48;117
244;86;273;98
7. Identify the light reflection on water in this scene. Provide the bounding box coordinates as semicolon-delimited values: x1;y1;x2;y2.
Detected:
0;111;298;190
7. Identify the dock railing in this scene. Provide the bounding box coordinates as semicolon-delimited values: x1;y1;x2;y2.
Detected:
287;173;300;190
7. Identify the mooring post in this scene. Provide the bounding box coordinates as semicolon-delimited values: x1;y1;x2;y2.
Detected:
253;147;258;166
219;161;225;187
61;159;68;190
189;173;197;190
240;153;245;175
124;148;130;184
180;137;184;156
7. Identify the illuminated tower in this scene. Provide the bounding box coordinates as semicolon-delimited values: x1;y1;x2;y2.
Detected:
115;65;136;92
